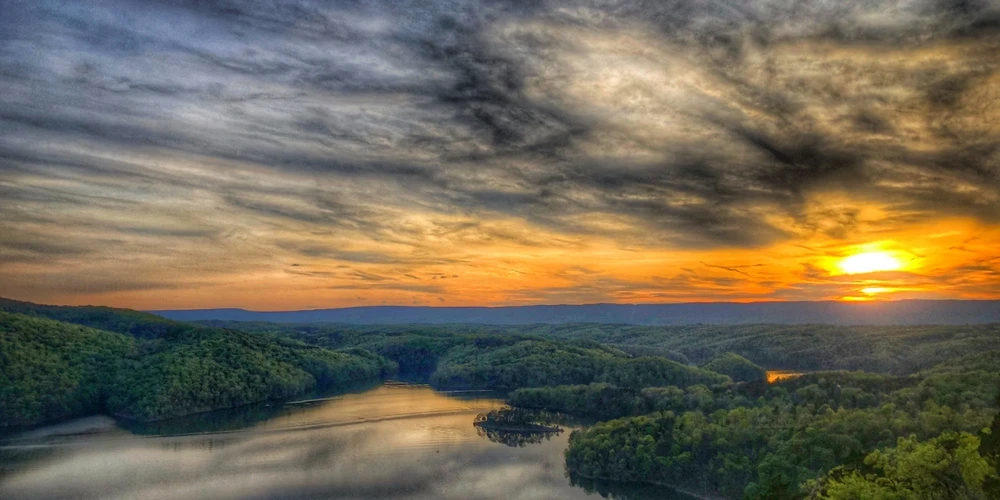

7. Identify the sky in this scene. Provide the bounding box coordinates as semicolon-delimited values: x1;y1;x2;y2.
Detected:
1;0;999;310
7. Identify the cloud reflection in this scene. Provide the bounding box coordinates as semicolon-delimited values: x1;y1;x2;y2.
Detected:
1;385;678;500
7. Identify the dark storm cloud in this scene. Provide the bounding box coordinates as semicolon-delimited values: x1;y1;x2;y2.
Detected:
1;0;999;299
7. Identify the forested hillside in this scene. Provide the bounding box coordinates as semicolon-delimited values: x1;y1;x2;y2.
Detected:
494;323;1000;374
0;300;394;427
0;313;134;427
207;321;1000;375
557;351;1000;498
701;352;766;383
430;340;728;390
1;298;184;339
202;322;729;391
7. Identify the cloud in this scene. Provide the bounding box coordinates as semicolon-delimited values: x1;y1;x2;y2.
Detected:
0;0;998;306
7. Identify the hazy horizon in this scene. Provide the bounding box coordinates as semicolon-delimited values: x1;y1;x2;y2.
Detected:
151;297;1000;312
7;295;1000;314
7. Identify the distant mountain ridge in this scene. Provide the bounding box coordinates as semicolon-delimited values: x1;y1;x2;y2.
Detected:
150;300;1000;325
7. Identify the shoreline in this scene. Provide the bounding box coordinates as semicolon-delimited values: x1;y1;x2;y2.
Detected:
472;421;562;434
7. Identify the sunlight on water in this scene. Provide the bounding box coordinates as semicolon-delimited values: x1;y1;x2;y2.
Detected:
0;383;692;500
255;384;501;433
766;370;805;383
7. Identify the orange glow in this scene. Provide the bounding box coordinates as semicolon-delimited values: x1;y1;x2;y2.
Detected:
839;251;903;275
767;371;805;383
4;214;999;309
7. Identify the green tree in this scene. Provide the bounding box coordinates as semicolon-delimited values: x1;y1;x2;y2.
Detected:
816;432;994;500
979;390;1000;498
702;352;767;383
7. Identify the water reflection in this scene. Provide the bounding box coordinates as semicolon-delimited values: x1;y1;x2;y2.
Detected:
475;425;562;448
0;383;693;500
569;474;699;500
766;370;806;383
121;379;385;436
473;407;564;448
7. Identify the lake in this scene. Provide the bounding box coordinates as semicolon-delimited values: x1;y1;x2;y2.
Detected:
0;382;695;500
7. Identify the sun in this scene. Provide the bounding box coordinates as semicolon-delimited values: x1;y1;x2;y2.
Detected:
838;251;903;274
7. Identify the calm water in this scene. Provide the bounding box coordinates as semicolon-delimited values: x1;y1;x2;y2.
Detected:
0;382;693;500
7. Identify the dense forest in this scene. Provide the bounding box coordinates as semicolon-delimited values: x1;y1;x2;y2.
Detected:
562;351;1000;498
430;340;728;390
0;312;134;427
700;352;767;383
200;321;730;390
506;323;1000;374
208;321;1000;375
0;300;394;426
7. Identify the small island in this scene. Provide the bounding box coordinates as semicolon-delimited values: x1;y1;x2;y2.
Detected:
473;408;562;434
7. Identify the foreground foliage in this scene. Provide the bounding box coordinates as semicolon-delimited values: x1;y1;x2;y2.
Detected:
810;432;993;499
562;352;1000;498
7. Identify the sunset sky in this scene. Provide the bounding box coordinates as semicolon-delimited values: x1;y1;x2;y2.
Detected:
1;0;999;310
